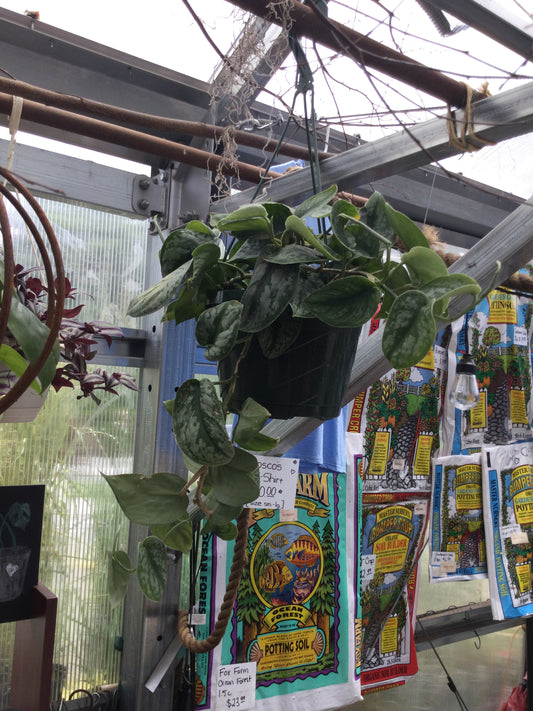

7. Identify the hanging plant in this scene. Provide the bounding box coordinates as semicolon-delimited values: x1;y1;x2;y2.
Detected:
105;185;493;604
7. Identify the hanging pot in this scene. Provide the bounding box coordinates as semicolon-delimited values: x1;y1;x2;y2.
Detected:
219;319;361;420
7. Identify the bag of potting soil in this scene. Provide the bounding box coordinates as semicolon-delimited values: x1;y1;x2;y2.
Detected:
482;442;533;620
193;467;361;710
359;497;428;668
441;290;533;456
360;563;420;694
430;454;488;581
347;342;445;495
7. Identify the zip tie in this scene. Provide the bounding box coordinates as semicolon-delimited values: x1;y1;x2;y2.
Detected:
4;95;23;179
447;82;495;153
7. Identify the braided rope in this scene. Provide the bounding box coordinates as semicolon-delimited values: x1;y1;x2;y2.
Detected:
178;508;250;653
446;82;494;153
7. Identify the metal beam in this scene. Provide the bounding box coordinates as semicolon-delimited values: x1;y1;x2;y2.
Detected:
215;80;533;212
0;8;211;167
423;0;533;61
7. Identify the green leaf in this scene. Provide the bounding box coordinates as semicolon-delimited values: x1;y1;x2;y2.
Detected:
205;521;238;540
382;290;436;368
421;274;481;320
233;398;280;451
137;536;167;601
294;184;337;219
190;242;223;284
0;344;42;393
102;472;188;525
257;309;302;358
360;192;396;243
240;260;298;333
159;228;219;276
162;285;204;325
151;517;193;552
385;204;429;249
210;447;260;507
305;276;381;327
196;300;243;361
108;550;133;607
127;259;192;317
401;245;448;286
284;215;339;260
172;379;234;465
262;244;323;265
7;297;59;392
211;204;271;235
201;491;243;533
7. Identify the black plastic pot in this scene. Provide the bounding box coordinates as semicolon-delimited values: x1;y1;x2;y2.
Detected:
219;320;361;420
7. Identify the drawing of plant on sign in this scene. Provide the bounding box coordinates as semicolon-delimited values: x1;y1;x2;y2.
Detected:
0;485;44;622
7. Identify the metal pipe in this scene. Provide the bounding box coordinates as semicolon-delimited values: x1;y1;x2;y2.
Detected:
0;77;332;163
228;0;469;107
0;91;281;185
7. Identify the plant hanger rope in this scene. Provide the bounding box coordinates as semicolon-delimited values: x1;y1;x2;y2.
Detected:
177;508;250;653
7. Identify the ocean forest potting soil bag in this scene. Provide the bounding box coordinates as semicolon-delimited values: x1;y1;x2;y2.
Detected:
194;469;361;710
347;345;445;495
441;290;533;456
430;454;488;582
482;442;533;620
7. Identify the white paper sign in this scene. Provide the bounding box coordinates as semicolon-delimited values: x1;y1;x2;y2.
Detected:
431;551;457;575
502;523;522;539
246;456;299;510
216;662;256;710
361;554;376;586
514;326;528;347
511;531;530;545
434;344;448;371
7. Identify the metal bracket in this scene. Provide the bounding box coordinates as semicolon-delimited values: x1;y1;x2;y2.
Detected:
131;171;170;228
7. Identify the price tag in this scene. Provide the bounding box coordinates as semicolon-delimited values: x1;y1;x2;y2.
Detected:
511;531;530;545
392;458;405;471
189;613;206;626
216;662;256;710
361;554;376;586
502;524;522;539
246;457;299;510
514;326;528;347
431;551;456;575
433;345;448;371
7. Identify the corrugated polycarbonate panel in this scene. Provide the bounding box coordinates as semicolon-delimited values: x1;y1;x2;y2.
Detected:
0;196;147;701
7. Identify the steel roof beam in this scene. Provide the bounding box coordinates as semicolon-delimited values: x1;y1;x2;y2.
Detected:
216;79;533;212
423;0;533;61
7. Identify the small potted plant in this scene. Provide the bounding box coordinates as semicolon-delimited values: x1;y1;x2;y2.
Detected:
0;263;137;421
105;185;489;603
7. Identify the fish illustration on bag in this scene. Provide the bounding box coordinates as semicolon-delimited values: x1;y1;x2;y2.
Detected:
285;535;321;567
259;560;293;593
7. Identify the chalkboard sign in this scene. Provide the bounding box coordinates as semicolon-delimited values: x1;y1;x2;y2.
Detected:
0;485;45;622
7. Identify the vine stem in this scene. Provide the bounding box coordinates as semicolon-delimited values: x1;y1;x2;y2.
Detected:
177;508;250;653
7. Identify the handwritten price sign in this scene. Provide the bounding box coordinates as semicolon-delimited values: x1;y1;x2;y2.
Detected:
246;456;299;510
216;663;256;710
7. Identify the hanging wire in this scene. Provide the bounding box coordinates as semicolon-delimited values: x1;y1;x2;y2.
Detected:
416;618;471;711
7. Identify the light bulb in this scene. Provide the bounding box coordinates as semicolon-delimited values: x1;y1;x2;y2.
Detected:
449;353;479;411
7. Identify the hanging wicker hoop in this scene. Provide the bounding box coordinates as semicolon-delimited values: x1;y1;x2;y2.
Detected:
0;167;65;416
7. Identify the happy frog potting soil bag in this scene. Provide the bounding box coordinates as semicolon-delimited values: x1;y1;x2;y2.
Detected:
482;442;533;620
193;467;361;710
347;341;446;495
430;454;488;582
441;290;533;456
